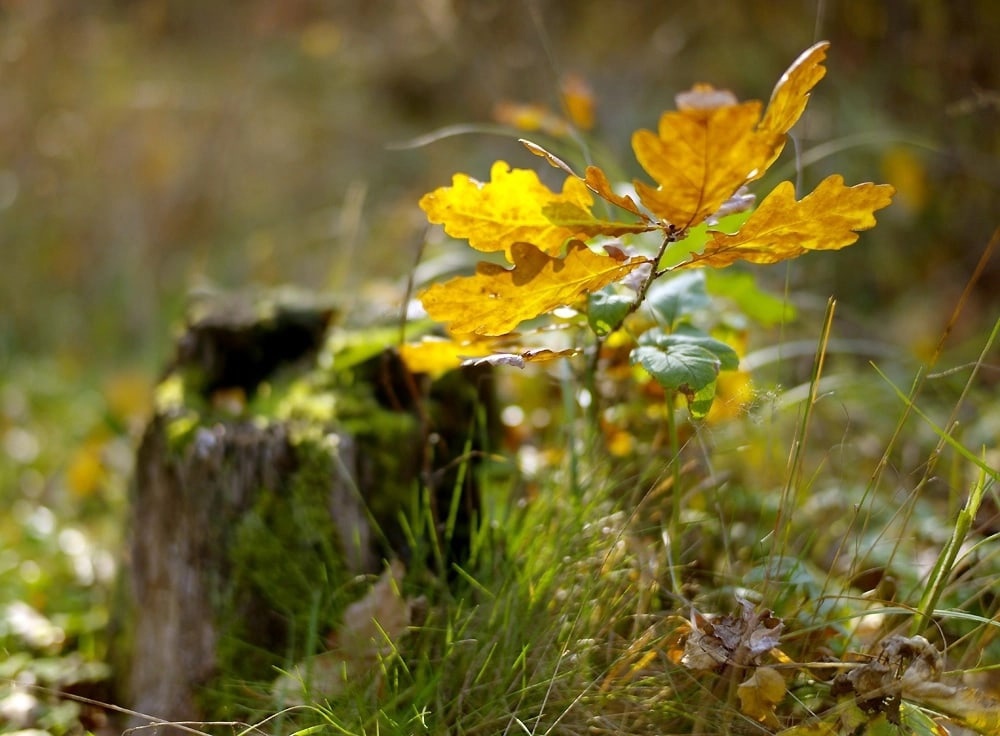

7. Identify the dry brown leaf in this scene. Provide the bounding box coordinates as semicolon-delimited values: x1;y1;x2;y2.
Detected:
272;560;411;705
680;599;784;671
830;635;1000;734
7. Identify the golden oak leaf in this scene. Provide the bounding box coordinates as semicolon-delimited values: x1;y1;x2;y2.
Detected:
419;160;593;259
632;100;778;229
583;165;649;218
397;336;495;377
677;175;895;268
760;41;830;140
632;43;832;230
737;666;786;729
419;241;648;336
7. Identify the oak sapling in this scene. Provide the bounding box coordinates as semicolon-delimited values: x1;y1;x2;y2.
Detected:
404;41;894;422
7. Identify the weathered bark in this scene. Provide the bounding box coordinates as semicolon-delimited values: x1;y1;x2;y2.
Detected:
117;293;492;732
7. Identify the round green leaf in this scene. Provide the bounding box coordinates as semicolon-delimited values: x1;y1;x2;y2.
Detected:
644;270;710;327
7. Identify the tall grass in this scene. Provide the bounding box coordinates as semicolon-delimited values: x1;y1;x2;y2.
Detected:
271;256;1000;735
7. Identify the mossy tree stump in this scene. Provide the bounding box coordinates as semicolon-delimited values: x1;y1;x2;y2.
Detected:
118;293;493;730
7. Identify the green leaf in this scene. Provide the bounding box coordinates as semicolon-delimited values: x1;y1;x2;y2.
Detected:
644;270;711;328
704;269;796;326
687;381;720;420
671;325;741;370
588;288;633;335
630;327;739;418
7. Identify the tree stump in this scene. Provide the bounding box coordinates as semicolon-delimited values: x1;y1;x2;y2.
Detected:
117;292;493;731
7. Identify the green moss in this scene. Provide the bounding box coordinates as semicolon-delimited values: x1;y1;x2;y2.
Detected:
207;434;352;716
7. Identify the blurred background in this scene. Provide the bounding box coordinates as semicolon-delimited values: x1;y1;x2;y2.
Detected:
0;1;996;727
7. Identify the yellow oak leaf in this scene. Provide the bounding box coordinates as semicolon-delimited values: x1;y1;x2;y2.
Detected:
737;666;787;729
583;165;648;219
632;42;831;230
760;41;830;141
397;336;496;377
419;160;594;259
419;241;648;336
632;100;778;229
677;175;895;269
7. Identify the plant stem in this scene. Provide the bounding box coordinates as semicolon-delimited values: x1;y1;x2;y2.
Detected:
585;228;679;417
665;389;682;539
618;228;681;331
770;297;835;582
911;463;990;636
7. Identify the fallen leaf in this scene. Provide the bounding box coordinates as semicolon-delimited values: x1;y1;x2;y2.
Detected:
678;175;895;268
829;635;998;734
921;686;1000;734
419;161;594;259
419;241;648;336
273;560;411;705
738;666;786;728
337;559;410;656
679;599;784;670
680;599;785;670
